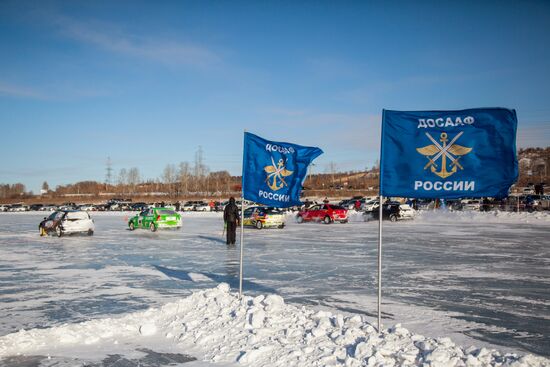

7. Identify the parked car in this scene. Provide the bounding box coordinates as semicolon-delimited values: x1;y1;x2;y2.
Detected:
128;208;182;232
194;201;211;212
243;206;285;229
39;204;57;211
130;202;149;212
78;204;95;211
39;210;95;237
8;204;28;212
182;201;197;211
338;199;354;210
0;204;10;212
213;201;224;212
363;199;380;212
296;204;348;224
29;204;44;211
363;202;412;222
397;204;415;219
461;199;481;211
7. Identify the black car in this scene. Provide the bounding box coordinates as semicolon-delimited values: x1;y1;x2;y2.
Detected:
363;202;401;222
131;202;149;211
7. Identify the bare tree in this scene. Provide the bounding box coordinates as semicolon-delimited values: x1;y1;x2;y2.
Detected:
178;161;191;195
209;171;231;195
127;167;140;185
0;183;26;198
41;181;49;192
162;164;177;197
127;167;140;195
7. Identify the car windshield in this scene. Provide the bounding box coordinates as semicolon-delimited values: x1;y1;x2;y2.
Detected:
66;211;89;220
158;209;177;215
48;211;64;220
264;208;282;214
330;205;345;210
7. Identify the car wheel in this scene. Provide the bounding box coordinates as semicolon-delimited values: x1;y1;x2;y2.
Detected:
323;216;331;224
340;220;348;224
296;215;304;223
87;230;94;236
278;223;285;229
255;221;263;230
150;223;157;232
390;214;398;222
55;226;63;237
129;222;135;231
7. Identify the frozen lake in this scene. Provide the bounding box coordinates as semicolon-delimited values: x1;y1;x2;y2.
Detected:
0;210;549;359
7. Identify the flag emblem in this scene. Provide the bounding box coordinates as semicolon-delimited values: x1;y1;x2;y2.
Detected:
264;157;293;191
243;132;323;207
416;132;473;179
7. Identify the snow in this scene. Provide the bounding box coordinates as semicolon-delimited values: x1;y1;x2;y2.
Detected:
0;283;549;366
0;210;549;365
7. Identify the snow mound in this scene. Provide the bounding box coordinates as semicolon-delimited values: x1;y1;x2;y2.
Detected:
1;284;549;366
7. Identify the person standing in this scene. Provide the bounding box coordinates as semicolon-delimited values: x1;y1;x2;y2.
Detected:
223;197;240;245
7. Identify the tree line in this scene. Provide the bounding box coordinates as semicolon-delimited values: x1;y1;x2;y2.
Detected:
0;183;29;199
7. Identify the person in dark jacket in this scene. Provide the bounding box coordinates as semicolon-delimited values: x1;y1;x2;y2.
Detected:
223;197;240;245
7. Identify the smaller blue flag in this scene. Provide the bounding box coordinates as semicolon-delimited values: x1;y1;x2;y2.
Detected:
242;132;323;207
380;108;518;199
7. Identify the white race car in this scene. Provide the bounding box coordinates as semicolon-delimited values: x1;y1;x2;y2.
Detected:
39;210;95;237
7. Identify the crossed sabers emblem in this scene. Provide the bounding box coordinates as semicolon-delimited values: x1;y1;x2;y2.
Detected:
264;157;293;191
416;132;472;179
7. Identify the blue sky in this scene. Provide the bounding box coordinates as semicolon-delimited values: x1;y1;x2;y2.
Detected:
1;0;549;192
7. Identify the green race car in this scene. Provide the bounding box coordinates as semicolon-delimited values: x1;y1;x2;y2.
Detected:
128;208;182;232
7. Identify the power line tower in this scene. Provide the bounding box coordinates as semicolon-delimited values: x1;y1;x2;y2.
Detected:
105;156;113;185
195;146;205;177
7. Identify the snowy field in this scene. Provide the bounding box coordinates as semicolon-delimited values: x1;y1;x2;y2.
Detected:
0;211;549;366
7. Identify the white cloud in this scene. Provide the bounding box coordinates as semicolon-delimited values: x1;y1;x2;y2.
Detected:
0;82;47;99
0;80;112;101
53;16;221;68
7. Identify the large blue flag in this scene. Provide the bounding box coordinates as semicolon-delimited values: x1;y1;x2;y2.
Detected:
380;108;518;199
242;132;323;207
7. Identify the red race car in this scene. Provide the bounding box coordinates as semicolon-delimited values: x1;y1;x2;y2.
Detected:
296;204;348;224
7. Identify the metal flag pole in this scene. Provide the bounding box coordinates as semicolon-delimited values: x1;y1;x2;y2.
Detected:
239;196;245;297
377;194;383;332
239;130;246;297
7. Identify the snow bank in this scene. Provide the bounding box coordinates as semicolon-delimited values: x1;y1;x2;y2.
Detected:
416;209;550;223
1;284;549;366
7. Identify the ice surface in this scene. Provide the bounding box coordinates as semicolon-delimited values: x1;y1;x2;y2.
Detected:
0;211;549;365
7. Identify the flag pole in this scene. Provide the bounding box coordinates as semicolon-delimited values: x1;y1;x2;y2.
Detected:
377;194;383;332
377;109;385;333
239;130;246;297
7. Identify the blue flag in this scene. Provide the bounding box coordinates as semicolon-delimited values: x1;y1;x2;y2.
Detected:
380;108;518;199
242;132;323;207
